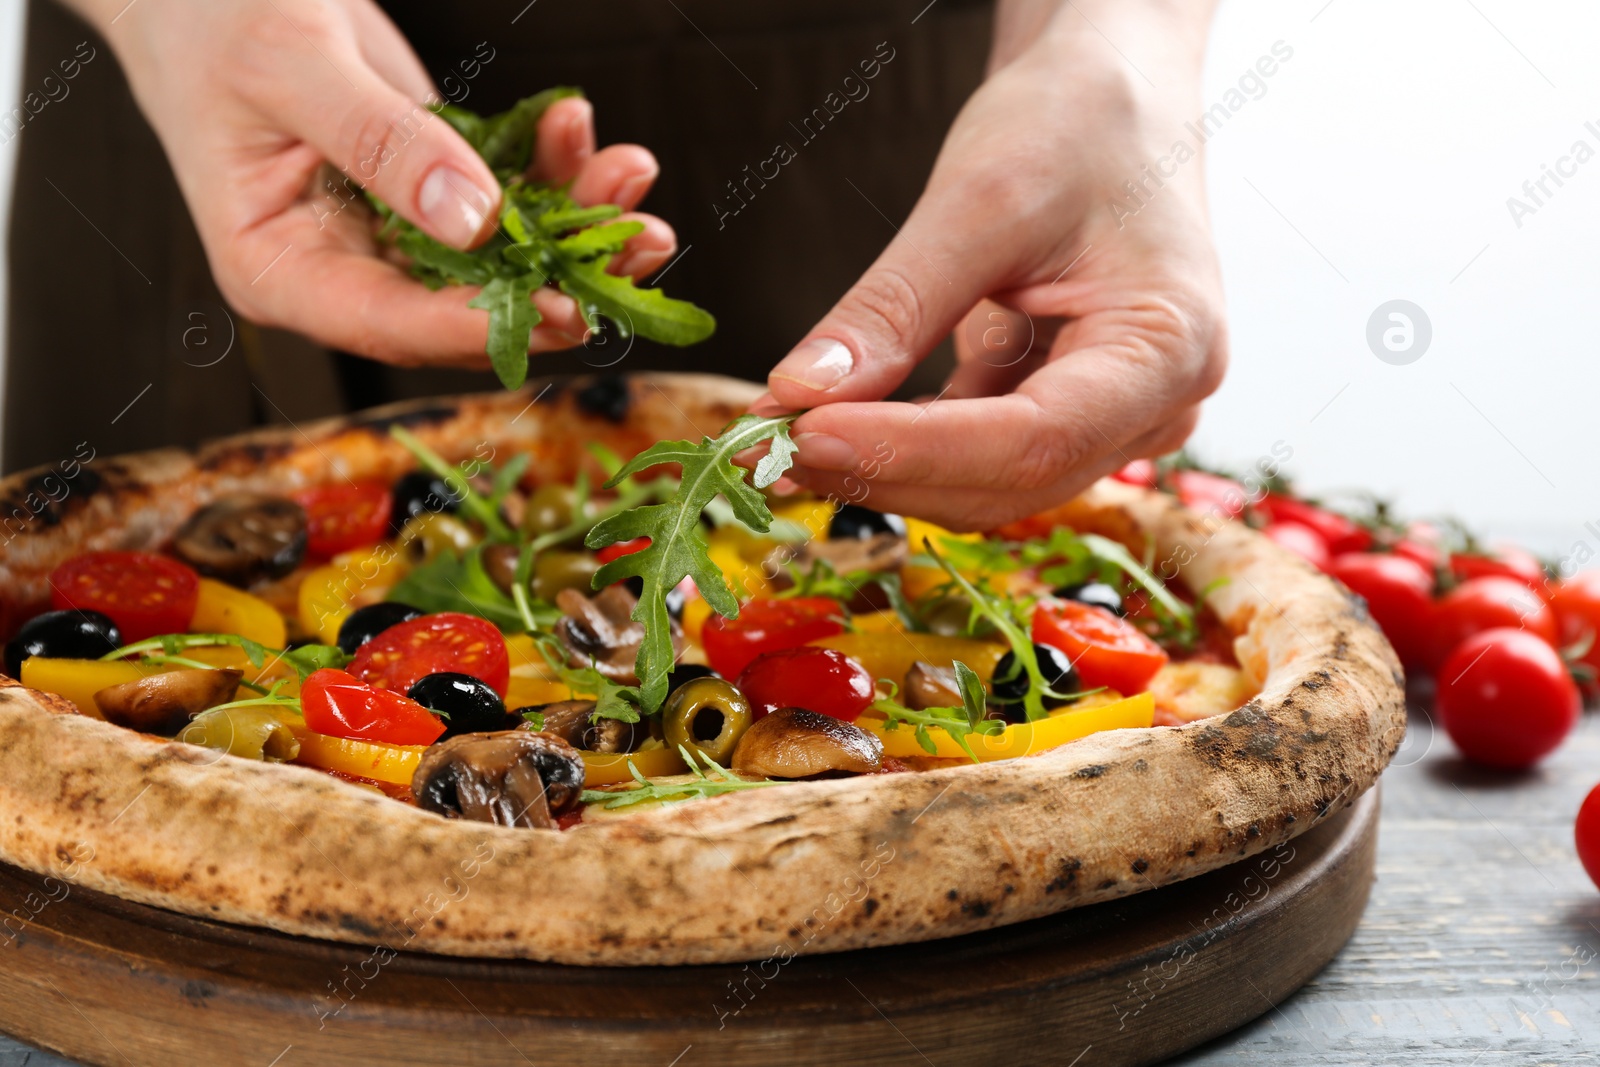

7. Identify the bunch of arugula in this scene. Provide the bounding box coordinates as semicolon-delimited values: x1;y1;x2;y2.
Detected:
371;88;715;390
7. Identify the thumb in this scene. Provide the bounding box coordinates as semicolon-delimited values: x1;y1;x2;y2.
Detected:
264;58;501;250
767;202;997;408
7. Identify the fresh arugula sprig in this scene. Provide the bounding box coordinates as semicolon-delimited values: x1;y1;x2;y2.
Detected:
197;679;304;718
584;415;797;713
922;540;1072;723
872;662;1003;762
388;545;547;632
528;633;643;724
103;634;350;689
578;745;789;809
374;89;716;389
390;425;516;541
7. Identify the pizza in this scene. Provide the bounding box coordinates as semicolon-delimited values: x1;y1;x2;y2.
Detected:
0;373;1405;965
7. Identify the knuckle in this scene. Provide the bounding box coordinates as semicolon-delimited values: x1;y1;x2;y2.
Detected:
1004;410;1088;494
334;105;407;186
840;265;925;359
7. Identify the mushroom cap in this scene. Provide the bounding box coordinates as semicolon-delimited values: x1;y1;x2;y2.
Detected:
527;699;643;754
171;494;307;583
731;707;882;779
94;668;244;735
555;585;683;684
412;730;586;829
904;661;962;711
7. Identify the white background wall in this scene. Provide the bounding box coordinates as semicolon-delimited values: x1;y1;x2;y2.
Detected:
0;0;1593;557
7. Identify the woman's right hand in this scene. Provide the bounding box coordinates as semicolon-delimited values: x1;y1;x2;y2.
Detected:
68;0;677;365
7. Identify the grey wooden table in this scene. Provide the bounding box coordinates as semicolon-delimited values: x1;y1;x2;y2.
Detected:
4;697;1597;1066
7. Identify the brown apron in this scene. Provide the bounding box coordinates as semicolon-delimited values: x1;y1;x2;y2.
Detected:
4;0;991;473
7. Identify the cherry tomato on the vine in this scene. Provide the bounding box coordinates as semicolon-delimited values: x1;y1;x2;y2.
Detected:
1032;599;1168;694
1258;495;1372;555
1326;553;1434;669
1429;576;1557;670
1263;522;1332;571
737;646;874;721
1450;545;1546;589
1172;471;1249;520
349;612;510;696
1576;784;1600;892
294;482;393;558
1435;628;1578;769
300;668;445;746
701;597;845;679
49;551;200;643
1550;570;1600;673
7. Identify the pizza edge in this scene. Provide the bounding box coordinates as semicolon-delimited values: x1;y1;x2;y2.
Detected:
0;373;1406;964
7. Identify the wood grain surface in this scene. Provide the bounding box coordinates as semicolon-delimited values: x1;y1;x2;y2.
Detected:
2;695;1594;1065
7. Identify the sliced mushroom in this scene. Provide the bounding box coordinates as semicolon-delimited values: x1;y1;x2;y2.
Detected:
905;661;962;710
171;494;307;584
555;585;683;684
95;668;243;735
526;699;643;754
765;533;908;611
412;730;585;829
731;707;882;779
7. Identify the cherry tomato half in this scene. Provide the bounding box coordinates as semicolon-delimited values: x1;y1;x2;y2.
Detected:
49;551;200;643
1258;495;1372;555
1577;783;1600;892
1113;459;1157;487
300;668;445;746
595;537;651;565
1435;628;1578;769
1429;576;1557;670
1032;599;1168;694
701;597;845;679
1263;521;1332;571
737;646;874;721
1172;471;1249;520
1550;571;1600;674
1450;545;1546;589
349;612;510;696
1327;553;1434;669
294;482;393;558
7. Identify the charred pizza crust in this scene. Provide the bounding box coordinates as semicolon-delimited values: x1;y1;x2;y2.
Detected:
0;374;1405;964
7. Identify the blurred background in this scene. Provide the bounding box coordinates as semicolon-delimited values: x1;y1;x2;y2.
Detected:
0;0;1593;555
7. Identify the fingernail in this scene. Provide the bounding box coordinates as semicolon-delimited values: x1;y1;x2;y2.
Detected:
419;165;496;247
771;338;854;392
793;433;859;472
566;101;594;160
616;173;653;208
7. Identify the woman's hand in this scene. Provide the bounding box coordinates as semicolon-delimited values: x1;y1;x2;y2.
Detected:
67;0;677;364
758;0;1227;531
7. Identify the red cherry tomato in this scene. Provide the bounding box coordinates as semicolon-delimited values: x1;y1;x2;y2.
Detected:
1577;783;1600;892
1113;459;1157;487
1550;571;1600;673
1430;576;1558;670
1327;553;1434;669
300;668;445;746
595;537;651;565
293;482;393;558
49;551;200;643
1435;628;1578;769
1258;495;1372;555
1263;522;1332;571
1450;545;1546;588
349;612;510;696
701;597;845;679
737;647;874;721
1172;471;1249;519
1032;599;1168;694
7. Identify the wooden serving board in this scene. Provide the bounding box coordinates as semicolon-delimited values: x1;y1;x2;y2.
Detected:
0;790;1379;1067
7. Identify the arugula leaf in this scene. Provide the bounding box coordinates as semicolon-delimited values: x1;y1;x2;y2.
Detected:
390;425;513;541
387;546;546;632
871;664;1003;762
468;274;542;390
278;644;351;680
372;89;717;389
584;415;797;712
104;634;351;690
579;746;789;809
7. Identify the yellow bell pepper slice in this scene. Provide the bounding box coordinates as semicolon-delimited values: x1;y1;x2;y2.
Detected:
291;729;427;786
181;645;301;696
851;610;906;634
810;631;1007;689
20;657;168;718
581;746;689;786
681;593;713;645
900;516;995;600
505;676;589;710
865;691;1155;761
190;578;287;648
297;545;408;644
